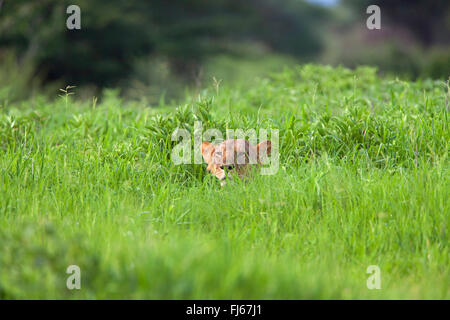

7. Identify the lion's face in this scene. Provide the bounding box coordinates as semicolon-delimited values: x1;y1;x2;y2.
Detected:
201;139;271;186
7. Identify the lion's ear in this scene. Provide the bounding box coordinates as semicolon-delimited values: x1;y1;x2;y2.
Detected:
256;140;272;163
201;142;215;164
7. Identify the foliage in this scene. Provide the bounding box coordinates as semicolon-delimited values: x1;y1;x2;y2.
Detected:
0;65;448;298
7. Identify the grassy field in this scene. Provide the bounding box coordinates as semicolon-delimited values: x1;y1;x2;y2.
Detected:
0;65;448;299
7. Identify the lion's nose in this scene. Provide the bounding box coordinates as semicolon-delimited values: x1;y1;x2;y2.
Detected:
220;164;234;171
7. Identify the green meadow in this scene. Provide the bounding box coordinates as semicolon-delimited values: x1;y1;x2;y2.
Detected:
0;65;448;299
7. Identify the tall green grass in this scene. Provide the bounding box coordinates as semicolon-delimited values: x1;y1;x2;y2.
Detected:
0;65;448;299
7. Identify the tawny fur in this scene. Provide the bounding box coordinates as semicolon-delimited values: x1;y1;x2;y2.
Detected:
201;139;271;186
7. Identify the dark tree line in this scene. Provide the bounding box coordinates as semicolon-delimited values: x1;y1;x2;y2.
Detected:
343;0;450;45
0;0;448;92
0;0;327;87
